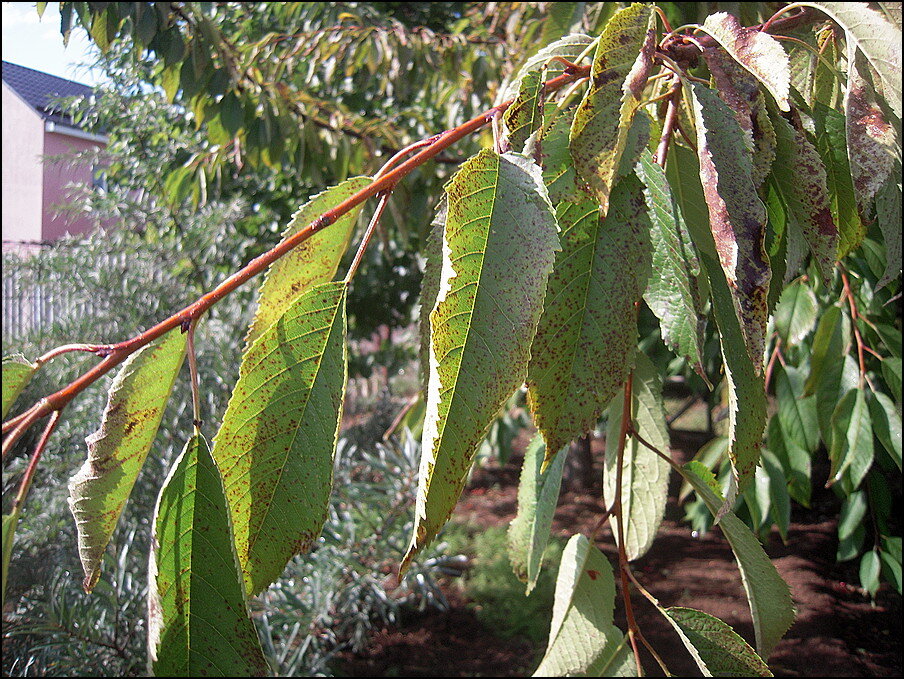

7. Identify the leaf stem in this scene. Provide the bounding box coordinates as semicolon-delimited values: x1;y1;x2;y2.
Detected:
10;411;61;514
187;317;202;434
344;191;393;283
653;82;683;166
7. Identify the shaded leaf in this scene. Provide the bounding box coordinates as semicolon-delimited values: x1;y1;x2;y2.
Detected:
682;462;795;659
829;389;874;488
636;150;706;375
2;354;37;420
69;329;187;592
702;12;791;111
691;82;771;372
527;105;580;203
404;150;559;570
603;352;670;561
149;435;268;676
244;177;371;348
859;549;882;596
664;607;773;677
534;535;633;677
875;178;902;290
419;198;446;391
775;366;820;454
569;3;656;213
508;434;568;594
527;175;652;464
2;509;20;609
869;389;902;470
804;305;852;442
212;281;347;595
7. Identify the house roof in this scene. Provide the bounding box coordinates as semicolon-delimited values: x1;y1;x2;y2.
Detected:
2;60;95;127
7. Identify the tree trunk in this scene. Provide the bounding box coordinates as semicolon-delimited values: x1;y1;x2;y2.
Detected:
563;433;595;493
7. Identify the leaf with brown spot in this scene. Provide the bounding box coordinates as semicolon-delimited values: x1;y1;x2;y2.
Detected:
243;176;371;349
69;329;187;591
149;435;268;676
527;175;652;465
691;82;771;373
212;281;347;596
503;70;544;152
569;3;655;214
769;108;838;284
701;12;791;112
403;150;559;572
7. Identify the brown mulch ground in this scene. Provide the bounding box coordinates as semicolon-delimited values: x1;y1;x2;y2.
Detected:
340;433;903;677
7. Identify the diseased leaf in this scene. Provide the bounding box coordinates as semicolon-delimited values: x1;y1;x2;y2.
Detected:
829;389;874;488
800;2;902;117
682;462;795;659
2;354;37;420
845;46;897;210
702;12;791;112
212;281;347;595
636;150;706;375
770;109;838;283
508;434;568;594
504;70;545;152
527;105;580;203
243;177;371;348
404;150;559;571
569;3;656;213
69;329;187;592
503;33;594;102
667;145;768;493
603;352;670;561
691;82;771;372
804;305;852;442
2;509;20;609
875;178;902;290
813;103;865;259
419;198;446;391
149;435;268;676
534;535;634;677
527;175;651;464
664;607;773;677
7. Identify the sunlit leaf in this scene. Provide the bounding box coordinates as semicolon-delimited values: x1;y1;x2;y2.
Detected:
691;82;771;372
404;150;559;571
702;12;791;111
570;3;656;213
244;177;371;348
2;354;37;420
69;329;187;592
149;435;268;676
682;462;795;659
213;281;347;595
664;607;773;677
527;176;651;464
504;70;544;152
603;353;670;561
534;535;633;677
508;434;568;594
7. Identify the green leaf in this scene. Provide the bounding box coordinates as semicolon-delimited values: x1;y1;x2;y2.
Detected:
883;357;902;403
69;329;187;592
769;110;838;284
775;366;820;454
838;490;868;543
773;280;818;346
243;177;371;348
149;435;268;676
829;389;874;488
504;33;594;102
667;145;767;493
859;549;882;597
682;463;795;659
635;150;706;375
508;434;568;594
2;509;21;609
527;105;579;203
799;2;902;117
880;536;902;594
419;199;446;391
664;607;773;677
212;281;347;596
2;354;37;420
527;176;652;463
813;103;865;259
603;352;670;561
534;535;633;677
219;92;244;136
569;3;655;213
875;178;902;290
869;389;902;470
702;12;791;111
691;82;771;372
804;305;852;442
504;70;544;152
761;449;791;542
403;150;559;570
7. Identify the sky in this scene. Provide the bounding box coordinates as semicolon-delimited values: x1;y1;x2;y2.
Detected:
2;2;106;86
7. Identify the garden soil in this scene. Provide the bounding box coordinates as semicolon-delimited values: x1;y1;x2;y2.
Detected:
340;433;902;677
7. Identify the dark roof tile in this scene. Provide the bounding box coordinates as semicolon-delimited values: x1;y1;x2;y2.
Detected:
2;60;95;126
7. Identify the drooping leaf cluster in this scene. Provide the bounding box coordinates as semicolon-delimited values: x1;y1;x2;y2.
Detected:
3;2;902;676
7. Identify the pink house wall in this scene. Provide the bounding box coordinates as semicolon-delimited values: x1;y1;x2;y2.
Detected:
42;131;105;241
2;82;44;243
